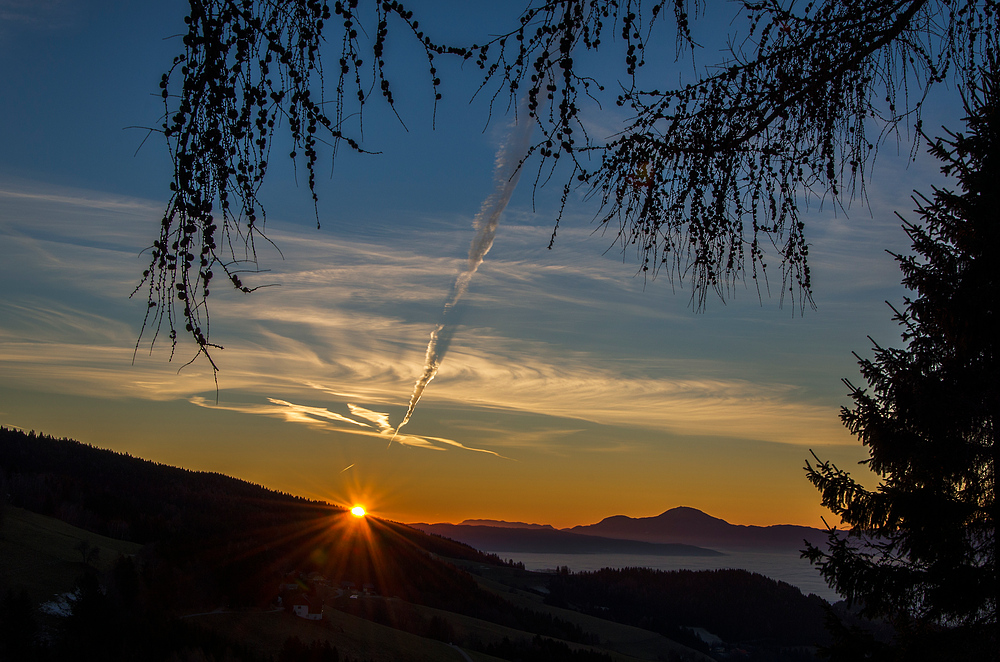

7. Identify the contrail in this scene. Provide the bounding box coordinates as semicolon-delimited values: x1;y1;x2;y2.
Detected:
391;107;534;444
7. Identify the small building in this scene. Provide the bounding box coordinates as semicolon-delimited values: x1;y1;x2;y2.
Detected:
289;594;323;621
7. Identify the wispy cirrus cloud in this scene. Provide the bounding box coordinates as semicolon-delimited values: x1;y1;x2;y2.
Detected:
2;179;866;450
348;404;392;431
0;0;76;29
2;309;849;446
187;395;505;456
265;398;371;428
0;185;161;215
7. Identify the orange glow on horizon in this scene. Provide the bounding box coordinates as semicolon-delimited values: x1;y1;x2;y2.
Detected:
351;505;367;517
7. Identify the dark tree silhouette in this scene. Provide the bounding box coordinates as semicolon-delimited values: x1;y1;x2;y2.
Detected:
136;0;997;368
804;59;998;660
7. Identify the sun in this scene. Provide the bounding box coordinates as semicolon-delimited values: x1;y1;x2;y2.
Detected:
351;505;366;518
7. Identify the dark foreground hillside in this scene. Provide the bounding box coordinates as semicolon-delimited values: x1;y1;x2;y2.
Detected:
547;567;831;648
0;428;526;604
0;427;870;661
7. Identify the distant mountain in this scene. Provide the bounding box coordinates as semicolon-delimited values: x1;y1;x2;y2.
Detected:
569;506;832;550
460;519;555;530
410;522;722;556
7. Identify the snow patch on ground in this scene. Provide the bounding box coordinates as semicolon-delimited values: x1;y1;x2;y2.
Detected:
39;590;79;617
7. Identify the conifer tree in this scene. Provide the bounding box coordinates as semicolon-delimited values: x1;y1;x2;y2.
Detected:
804;59;998;660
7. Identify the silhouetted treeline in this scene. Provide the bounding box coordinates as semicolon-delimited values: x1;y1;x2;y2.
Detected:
0;427;514;608
0;427;599;650
0;427;845;662
0;427;321;543
546;567;831;657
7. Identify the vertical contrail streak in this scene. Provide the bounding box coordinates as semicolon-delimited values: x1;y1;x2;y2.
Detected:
391;108;534;443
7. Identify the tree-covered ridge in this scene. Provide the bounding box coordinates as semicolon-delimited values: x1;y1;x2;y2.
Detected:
546;566;832;652
0;427;648;660
1;426;900;660
0;426;504;562
0;427;519;604
0;426;333;543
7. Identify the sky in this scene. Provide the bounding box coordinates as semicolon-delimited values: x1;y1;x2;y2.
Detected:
0;1;961;528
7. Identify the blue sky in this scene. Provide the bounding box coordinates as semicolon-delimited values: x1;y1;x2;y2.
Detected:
0;1;958;527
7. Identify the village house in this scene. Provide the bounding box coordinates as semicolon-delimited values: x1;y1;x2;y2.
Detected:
288;593;323;621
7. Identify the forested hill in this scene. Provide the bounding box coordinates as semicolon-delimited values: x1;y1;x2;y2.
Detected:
1;427;870;661
546;567;833;648
0;427;506;568
0;426;320;543
2;428;663;660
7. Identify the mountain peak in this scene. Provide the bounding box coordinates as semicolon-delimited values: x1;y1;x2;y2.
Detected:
592;507;726;527
572;506;828;550
654;506;730;524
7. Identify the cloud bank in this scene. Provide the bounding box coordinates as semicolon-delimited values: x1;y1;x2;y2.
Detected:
1;180;885;452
